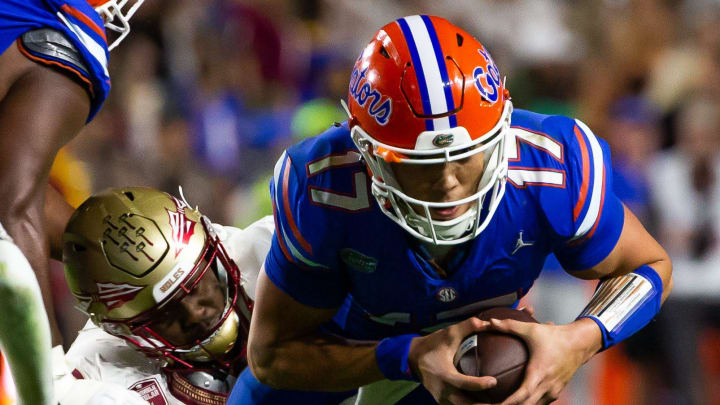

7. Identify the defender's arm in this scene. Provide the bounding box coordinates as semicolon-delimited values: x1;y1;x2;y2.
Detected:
0;42;91;346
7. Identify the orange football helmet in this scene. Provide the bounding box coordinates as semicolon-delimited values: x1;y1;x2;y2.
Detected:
88;0;144;51
344;15;513;245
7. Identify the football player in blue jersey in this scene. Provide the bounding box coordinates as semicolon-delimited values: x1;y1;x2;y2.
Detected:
230;15;673;405
0;1;142;403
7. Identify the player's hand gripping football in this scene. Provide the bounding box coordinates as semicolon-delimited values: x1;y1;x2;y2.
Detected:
486;317;602;405
408;316;499;404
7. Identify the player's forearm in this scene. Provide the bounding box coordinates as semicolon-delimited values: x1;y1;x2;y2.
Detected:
248;332;384;391
0;239;53;405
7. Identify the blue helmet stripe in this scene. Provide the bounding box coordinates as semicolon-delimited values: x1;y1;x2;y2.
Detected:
397;17;434;131
421;15;457;129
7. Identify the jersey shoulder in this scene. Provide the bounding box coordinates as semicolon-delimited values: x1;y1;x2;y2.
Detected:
66;321;152;368
282;121;367;212
65;322;174;403
65;321;162;379
508;108;611;195
265;122;374;307
509;108;584;171
507;109;623;269
270;122;372;270
284;122;360;173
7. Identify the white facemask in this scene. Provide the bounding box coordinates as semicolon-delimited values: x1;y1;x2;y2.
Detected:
346;100;513;245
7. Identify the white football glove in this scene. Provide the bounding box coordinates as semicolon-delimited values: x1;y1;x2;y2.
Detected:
52;346;148;405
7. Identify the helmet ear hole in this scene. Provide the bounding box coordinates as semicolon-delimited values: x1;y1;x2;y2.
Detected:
123;191;135;201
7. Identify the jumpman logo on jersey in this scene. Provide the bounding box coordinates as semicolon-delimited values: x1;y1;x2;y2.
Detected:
512;231;534;255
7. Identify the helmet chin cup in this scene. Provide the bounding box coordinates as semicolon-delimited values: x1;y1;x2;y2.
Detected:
178;311;240;363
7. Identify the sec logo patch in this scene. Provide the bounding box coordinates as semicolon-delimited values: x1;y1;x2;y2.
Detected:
436;286;458;303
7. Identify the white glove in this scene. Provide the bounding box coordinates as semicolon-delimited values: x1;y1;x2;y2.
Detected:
53;346;148;405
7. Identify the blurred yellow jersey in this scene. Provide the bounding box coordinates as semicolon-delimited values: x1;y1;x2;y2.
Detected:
49;147;92;208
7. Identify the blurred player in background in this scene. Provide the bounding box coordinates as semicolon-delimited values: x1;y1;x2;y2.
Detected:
231;15;673;404
0;0;142;403
61;187;273;403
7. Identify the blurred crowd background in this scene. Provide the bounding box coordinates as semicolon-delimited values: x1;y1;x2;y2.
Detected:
46;0;720;404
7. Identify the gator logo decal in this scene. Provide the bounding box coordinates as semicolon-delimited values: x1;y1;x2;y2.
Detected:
432;134;454;147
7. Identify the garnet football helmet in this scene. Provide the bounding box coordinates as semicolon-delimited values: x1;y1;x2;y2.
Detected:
88;0;144;51
63;187;253;373
344;15;512;245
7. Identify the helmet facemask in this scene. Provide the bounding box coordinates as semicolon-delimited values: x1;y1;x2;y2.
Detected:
346;100;513;245
92;0;145;51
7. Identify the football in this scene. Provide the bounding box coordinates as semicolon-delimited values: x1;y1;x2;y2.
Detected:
454;307;539;403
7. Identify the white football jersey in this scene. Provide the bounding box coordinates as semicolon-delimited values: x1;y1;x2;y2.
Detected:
64;217;275;404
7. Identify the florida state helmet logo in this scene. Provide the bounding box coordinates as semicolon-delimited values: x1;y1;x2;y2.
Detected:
166;197;196;258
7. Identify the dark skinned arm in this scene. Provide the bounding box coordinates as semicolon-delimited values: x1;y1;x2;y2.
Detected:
0;42;90;346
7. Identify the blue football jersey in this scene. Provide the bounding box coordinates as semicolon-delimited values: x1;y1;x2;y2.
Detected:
0;0;110;121
266;108;624;341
